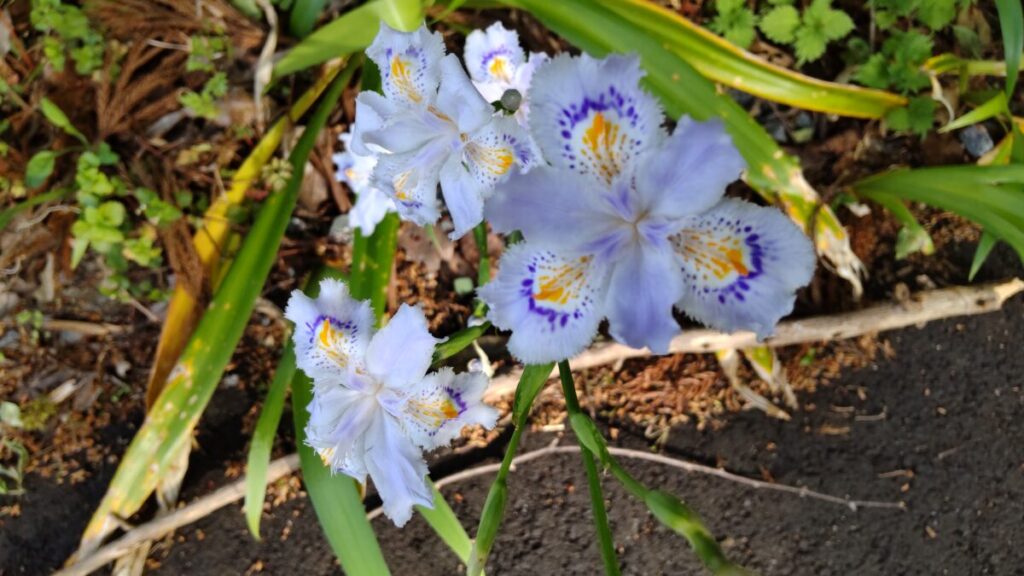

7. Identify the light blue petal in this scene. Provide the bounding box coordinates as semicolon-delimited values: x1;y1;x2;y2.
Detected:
351;92;397;156
363;108;456;155
604;244;683;354
366;304;439;391
674;199;815;338
635;117;745;221
439;154;486;240
528;53;664;185
484;166;620;256
364;412;434;527
478;242;609;364
436;54;493;134
365;22;445;108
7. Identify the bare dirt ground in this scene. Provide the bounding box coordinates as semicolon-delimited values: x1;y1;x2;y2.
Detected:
2;248;1020;576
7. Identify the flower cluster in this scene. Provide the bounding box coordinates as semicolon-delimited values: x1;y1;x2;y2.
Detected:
305;21;816;525
286;279;497;526
342;23;535;240
337;22;815;365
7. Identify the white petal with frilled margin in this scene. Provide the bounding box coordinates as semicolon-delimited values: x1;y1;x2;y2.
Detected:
363;412;434;527
439;154;487;240
366;304;440;391
399;367;498;450
304;387;375;480
436;54;494;135
350;92;399;156
285;279;375;385
464;22;526;87
371;146;444;226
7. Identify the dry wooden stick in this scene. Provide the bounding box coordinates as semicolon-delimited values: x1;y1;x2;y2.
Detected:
63;434;904;576
483;278;1024;402
367;441;904;520
55;455;299;576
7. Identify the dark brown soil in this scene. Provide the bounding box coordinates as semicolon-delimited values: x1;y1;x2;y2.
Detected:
2;249;1021;575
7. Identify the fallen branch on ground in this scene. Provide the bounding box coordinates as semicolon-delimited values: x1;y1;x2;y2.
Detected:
55;456;299;576
367;441;904;520
482;278;1024;402
60;435;906;576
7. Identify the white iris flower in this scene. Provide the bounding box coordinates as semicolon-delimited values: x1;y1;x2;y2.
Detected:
286;279;498;526
464;22;549;125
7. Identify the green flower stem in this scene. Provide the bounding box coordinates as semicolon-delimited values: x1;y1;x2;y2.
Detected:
473;222;491;286
467;363;554;576
465;421;520;576
432;321;491;365
558;361;620;576
557;363;744;575
472;222;490;318
366;213;400;322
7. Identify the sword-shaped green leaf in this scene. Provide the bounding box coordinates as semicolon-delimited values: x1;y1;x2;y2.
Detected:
74;60;358;560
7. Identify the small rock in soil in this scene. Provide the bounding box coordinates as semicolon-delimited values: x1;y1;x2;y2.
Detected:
958;124;994;158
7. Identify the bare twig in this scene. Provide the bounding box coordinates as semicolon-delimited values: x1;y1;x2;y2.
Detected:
55;455;300;576
63;434;904;576
368;442;904;520
483;279;1024;403
0;319;131;336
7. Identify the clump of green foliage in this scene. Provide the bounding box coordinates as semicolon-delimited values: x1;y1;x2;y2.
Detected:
180;72;229;120
711;0;758;48
712;0;855;64
186;35;228;73
848;0;978;135
71;144;180;301
22;98;183;302
179;34;231;119
29;0;105;75
759;0;854;64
